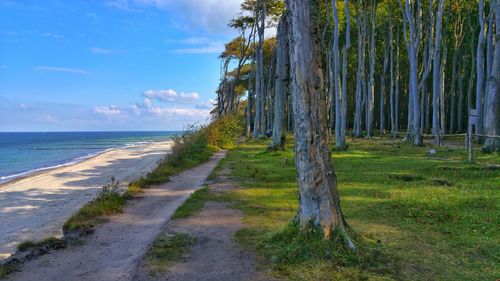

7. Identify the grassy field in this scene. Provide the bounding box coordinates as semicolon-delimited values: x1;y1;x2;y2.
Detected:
217;137;499;280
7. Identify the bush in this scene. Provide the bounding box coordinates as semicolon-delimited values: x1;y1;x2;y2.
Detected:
207;114;244;149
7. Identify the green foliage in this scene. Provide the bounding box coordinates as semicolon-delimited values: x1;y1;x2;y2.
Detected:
17;237;65;252
222;138;499;280
64;177;126;231
172;187;212;219
144;232;195;274
207;114;244;149
0;264;14;279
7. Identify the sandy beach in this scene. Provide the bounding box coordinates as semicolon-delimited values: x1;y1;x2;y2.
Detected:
0;141;172;260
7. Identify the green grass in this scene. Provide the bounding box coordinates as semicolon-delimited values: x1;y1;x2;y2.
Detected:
0;264;14;279
17;237;65;252
220;137;499;280
172;187;211;219
144;232;195;274
64;191;126;231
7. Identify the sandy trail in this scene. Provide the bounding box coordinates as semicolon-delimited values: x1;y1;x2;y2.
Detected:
5;151;226;281
134;169;277;281
0;141;172;260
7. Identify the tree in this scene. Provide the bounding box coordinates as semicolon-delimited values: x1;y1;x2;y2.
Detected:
432;0;445;145
483;0;499;151
270;13;289;150
475;0;486;139
288;0;354;246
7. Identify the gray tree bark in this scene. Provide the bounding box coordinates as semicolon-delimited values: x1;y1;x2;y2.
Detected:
332;0;344;148
341;0;350;145
475;0;486;138
389;13;395;137
432;0;445;145
484;0;500;151
288;0;353;246
366;0;376;138
270;14;289;150
354;0;364;138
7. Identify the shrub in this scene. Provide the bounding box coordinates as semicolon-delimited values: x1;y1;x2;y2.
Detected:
207;114;244;149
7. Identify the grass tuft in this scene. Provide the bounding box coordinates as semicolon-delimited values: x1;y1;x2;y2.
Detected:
144;232;195;274
172;187;211;219
17;237;65;252
0;264;14;279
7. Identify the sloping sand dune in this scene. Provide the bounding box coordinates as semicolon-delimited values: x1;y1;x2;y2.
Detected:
0;141;172;260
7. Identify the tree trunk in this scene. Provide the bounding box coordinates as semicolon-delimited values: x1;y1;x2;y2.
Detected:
476;0;486;138
288;0;353;246
484;0;494;130
332;0;344;149
484;0;500;151
270;14;289;150
354;0;364;138
395;26;400;136
389;13;395;137
440;41;447;137
380;29;389;135
341;0;350;143
432;0;445;145
366;0;376;138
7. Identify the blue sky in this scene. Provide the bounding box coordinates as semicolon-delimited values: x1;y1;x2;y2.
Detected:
0;0;242;131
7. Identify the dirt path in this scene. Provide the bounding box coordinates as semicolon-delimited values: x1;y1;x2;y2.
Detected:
133;173;277;281
5;151;226;281
0;141;172;260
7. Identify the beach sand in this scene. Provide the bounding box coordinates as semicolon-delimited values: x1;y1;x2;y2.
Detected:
0;141;172;260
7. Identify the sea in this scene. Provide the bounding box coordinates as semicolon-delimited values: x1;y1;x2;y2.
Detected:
0;131;179;184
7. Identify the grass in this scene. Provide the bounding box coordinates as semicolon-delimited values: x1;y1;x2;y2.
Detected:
63;191;126;231
218;137;499;280
144;232;195;274
0;264;14;279
17;237;65;252
172;186;212;219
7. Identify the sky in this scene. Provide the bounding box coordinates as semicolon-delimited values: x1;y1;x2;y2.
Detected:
0;0;243;131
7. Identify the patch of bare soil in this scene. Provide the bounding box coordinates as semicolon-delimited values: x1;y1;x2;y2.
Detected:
134;178;277;281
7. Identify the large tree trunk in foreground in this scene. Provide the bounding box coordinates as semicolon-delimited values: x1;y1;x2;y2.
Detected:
270;13;289;150
288;0;353;246
484;0;500;151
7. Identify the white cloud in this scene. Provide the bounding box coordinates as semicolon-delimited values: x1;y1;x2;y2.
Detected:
105;0;242;33
143;89;200;103
33;66;90;75
94;106;121;116
196;99;215;110
144;98;153;108
18;103;27;109
104;0;141;12
40;32;64;39
44;115;57;123
167;37;225;54
147;106;209;118
90;47;125;55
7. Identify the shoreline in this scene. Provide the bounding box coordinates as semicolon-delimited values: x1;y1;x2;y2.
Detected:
0;140;174;260
0;139;173;188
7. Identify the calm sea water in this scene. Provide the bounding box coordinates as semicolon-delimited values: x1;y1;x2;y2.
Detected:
0;131;179;183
